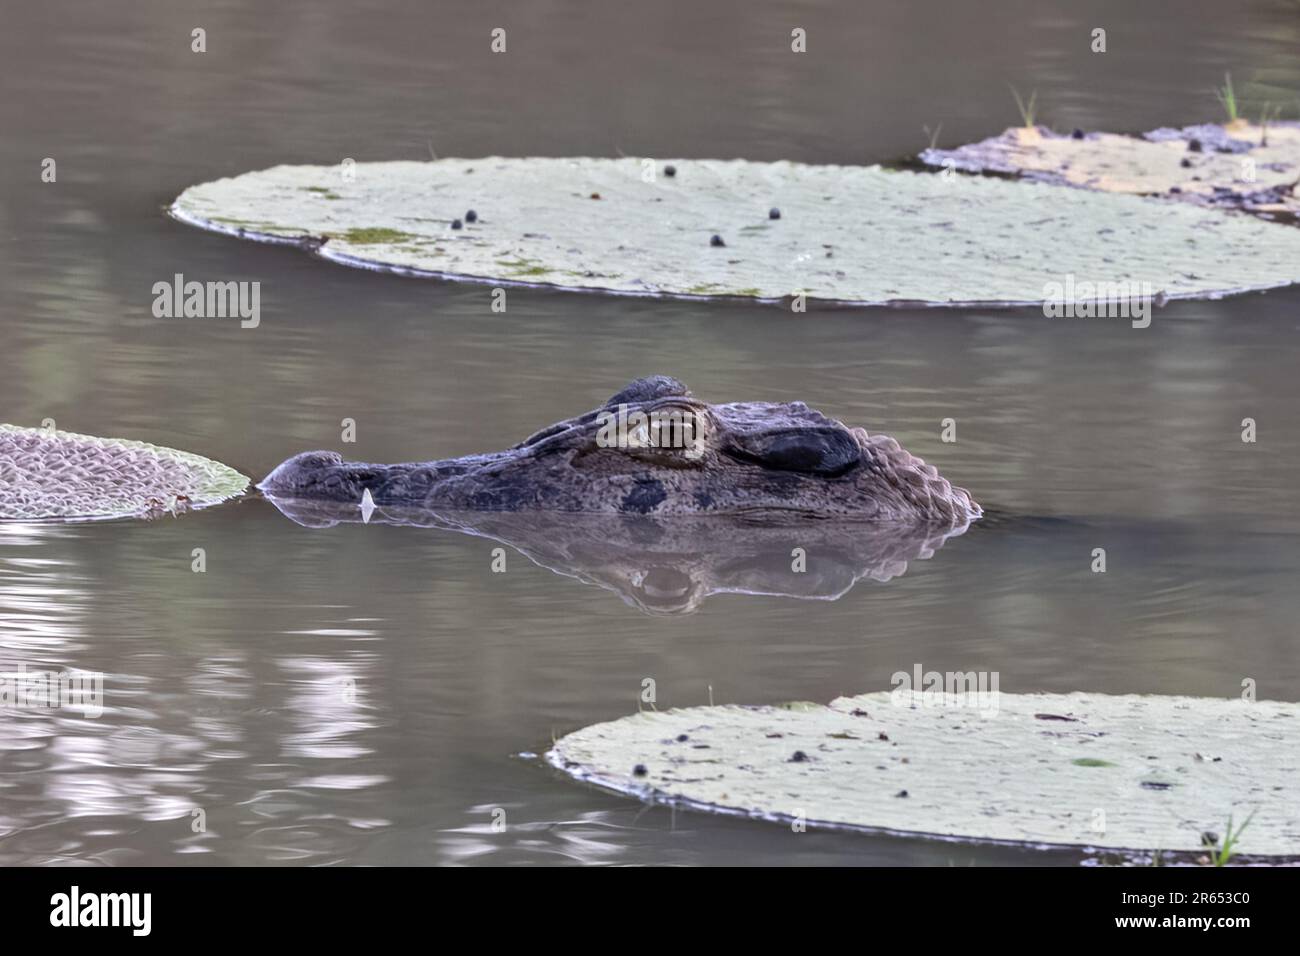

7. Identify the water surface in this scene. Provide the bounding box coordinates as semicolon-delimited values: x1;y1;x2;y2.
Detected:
2;0;1299;865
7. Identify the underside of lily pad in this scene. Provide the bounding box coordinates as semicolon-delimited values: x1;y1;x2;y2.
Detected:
922;122;1300;219
549;690;1300;856
0;425;248;521
172;157;1300;306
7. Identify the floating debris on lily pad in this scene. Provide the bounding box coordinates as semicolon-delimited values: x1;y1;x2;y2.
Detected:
172;158;1300;306
549;690;1300;855
922;122;1300;219
0;425;248;521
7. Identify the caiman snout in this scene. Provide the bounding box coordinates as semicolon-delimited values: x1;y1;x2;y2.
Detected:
257;451;345;495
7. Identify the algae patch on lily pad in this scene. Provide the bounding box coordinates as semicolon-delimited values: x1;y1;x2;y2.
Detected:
172;158;1300;306
0;425;248;521
549;690;1300;855
923;122;1300;219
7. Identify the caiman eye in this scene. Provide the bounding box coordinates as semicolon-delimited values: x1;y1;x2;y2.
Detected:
593;402;710;466
726;426;860;476
634;404;705;451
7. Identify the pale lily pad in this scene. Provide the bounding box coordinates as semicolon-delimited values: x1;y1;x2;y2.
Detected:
0;425;248;521
172;158;1300;306
922;122;1300;218
549;690;1300;856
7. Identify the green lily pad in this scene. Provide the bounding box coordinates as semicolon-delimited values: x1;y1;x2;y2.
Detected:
549;690;1300;855
171;158;1300;306
0;425;248;521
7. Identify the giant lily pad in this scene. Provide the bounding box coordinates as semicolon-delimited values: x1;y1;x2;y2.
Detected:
922;122;1300;219
549;690;1300;856
0;425;248;521
172;158;1300;306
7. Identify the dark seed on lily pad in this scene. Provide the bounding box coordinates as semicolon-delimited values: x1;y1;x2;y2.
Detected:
769;207;781;220
451;218;463;230
710;234;726;247
632;763;648;777
789;750;808;762
1180;158;1193;168
465;209;478;223
664;165;676;178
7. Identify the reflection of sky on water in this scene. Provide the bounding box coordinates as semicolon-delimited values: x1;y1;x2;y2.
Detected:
0;523;89;661
4;472;1300;863
0;525;390;863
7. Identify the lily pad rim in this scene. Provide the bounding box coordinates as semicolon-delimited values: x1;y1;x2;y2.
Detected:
168;166;1300;310
545;696;1300;860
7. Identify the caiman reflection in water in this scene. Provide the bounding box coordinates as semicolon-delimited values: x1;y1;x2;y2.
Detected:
261;499;972;615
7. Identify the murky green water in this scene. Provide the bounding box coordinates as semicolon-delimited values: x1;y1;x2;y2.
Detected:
2;0;1299;865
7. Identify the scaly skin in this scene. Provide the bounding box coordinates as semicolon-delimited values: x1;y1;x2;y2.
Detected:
258;376;981;524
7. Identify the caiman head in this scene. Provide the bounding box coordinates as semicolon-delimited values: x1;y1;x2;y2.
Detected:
258;376;981;524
